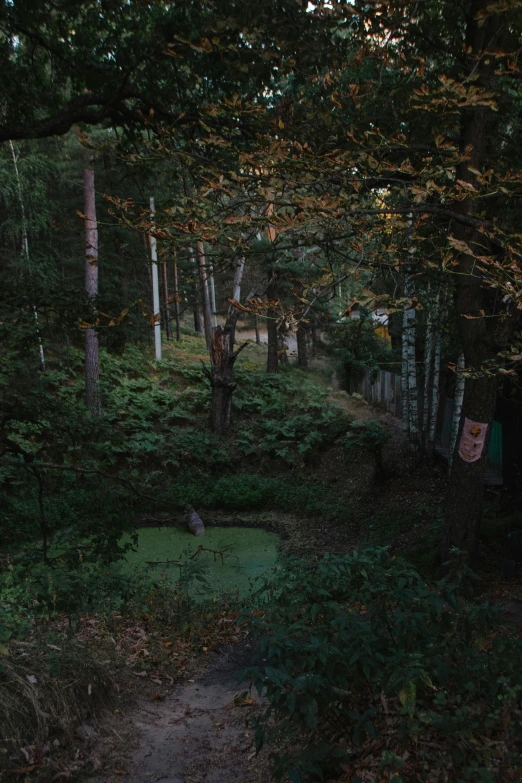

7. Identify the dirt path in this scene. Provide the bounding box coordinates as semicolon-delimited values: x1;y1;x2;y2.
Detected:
89;644;267;783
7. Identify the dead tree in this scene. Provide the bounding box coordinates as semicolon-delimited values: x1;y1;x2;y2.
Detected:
203;259;249;435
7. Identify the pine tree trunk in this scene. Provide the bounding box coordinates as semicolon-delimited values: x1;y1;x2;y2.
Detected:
196;240;213;347
162;260;171;340
441;1;503;566
173;259;181;342
448;351;466;472
254;314;261;345
296;322;308;368
266;279;279;374
310;320;318;357
83;158;102;416
209;265;218;328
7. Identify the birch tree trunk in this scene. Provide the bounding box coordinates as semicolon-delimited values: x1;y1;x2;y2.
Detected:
422;287;435;441
428;298;444;449
83;157;102;415
149;197;162;361
402;274;420;458
196;240;213;347
173;258;181;342
9;141;46;371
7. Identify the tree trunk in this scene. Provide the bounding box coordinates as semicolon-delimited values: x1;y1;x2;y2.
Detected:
149;196;162;361
83;158;102;415
162;260;171;340
296;322;308;368
209;265;218;328
422;287;435;441
402;273;419;456
185;505;205;537
9;140;46;371
189;246;204;334
193;287;203;333
254;314;261;345
206;259;248;435
196;240;213;348
441;1;502;566
428;300;443;449
401;304;410;437
266;279;279;374
310;320;318;357
173;259;181;342
448;351;465;472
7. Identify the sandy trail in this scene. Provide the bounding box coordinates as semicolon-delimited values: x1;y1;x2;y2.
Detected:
89;644;266;783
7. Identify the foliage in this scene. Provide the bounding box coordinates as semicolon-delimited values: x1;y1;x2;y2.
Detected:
330;316;398;388
234;369;352;466
245;549;522;783
340;419;391;482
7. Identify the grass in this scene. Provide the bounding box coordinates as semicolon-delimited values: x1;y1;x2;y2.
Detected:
0;637;113;774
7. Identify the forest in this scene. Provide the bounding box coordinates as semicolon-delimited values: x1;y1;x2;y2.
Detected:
1;1;522;781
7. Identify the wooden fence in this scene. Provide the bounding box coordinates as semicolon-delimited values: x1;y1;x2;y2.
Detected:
349;366;503;483
349;367;404;417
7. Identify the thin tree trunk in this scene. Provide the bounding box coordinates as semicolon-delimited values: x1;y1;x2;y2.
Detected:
428;303;443;448
441;1;503;566
209;265;218;328
206;259;248;434
296;322;308;369
149;197;162;361
310;320;318;357
254;315;261;345
422;287;435;440
266;278;279;374
196;240;213;347
83;157;102;415
189;246;204;334
9;140;46;371
173;258;181;342
448;351;466;472
162;260;171;340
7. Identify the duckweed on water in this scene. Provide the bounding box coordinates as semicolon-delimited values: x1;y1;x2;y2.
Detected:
124;526;280;597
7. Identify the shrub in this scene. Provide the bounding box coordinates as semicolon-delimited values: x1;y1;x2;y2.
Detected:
244;549;522;782
340;419;391;482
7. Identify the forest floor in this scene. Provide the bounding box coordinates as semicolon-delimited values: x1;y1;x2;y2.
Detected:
83;381;449;783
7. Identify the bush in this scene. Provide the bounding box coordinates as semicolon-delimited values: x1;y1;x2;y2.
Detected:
340;419;391;482
244;549;522;782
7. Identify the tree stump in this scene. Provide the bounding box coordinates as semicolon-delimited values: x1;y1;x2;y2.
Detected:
185;505;205;536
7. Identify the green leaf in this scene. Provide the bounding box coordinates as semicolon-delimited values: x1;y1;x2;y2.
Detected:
399;680;416;716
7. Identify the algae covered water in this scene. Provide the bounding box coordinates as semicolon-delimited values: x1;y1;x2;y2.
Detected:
124;526;280;597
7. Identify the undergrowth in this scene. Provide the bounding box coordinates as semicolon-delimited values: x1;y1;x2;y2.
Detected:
245;549;522;783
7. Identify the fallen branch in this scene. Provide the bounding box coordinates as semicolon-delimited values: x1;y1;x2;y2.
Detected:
0;457;155;499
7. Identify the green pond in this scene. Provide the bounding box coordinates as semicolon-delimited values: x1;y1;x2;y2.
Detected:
123;526;280;597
